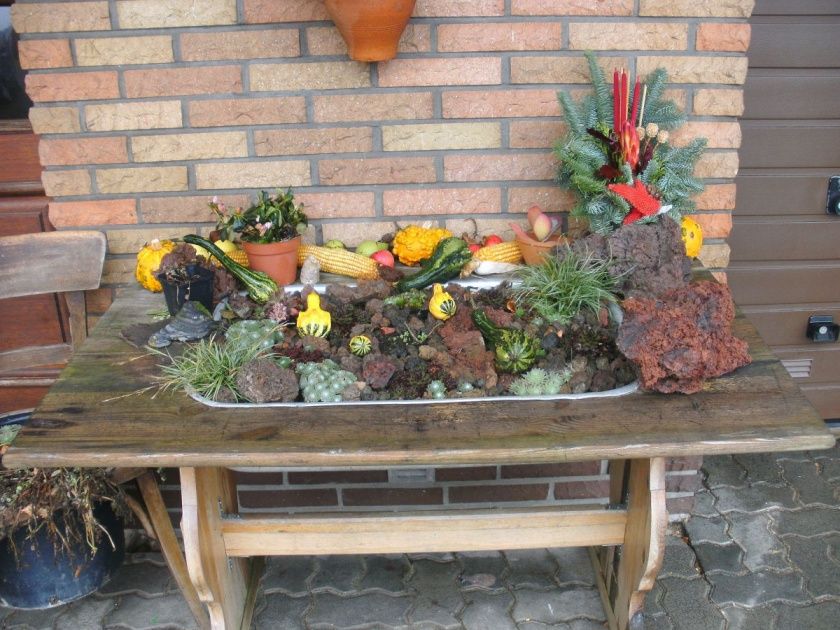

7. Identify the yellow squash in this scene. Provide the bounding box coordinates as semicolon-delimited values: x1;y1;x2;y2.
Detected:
681;216;703;258
135;238;176;292
296;292;331;338
392;225;452;266
428;283;457;321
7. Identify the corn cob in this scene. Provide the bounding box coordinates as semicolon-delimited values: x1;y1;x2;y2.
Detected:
473;241;523;264
297;244;380;280
218;248;249;267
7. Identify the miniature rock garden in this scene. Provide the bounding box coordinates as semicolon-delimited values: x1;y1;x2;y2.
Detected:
132;54;751;406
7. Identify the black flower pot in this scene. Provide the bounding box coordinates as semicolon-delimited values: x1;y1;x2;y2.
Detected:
158;264;214;316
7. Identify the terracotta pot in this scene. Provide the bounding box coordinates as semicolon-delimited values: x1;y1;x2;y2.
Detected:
241;236;301;286
515;231;568;266
325;0;417;62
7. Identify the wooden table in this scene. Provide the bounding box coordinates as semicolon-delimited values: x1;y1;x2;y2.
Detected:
4;287;834;630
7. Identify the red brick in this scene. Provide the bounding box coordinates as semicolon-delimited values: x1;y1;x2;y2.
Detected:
295;192;376;219
26;71;119;102
512;0;633;15
180;29;300;61
435;467;497;482
342;487;443;506
125;66;242;98
18;39;72;69
670;121;741;149
49;199;137;228
141;194;248;223
239;488;338;508
666;456;703;471
255;127;373;156
666;474;702;493
696;23;751;52
502;462;601;478
233;471;284;484
689;212;732;239
307;24;431;56
287;470;388;484
449;484;549;503
554;480;609;500
511;56;626;84
11;2;110;33
383;187;501;217
415;0;504;17
444;89;567;119
243;0;328;23
666;495;696;514
444;153;555;182
509;120;567;149
313;93;434;122
319;157;436;186
39;136;127;166
695;183;737;210
508;187;576;214
378;58;501;87
188;97;306;127
438;23;562;52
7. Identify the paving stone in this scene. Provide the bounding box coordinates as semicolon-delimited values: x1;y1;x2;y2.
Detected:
774;506;840;537
261;556;316;596
775;600;840;630
712;484;798;513
358;555;410;594
781;459;840;506
517;621;606;630
55;598;115;629
98;559;173;597
658;577;725;630
308;592;410;629
642;614;675;630
505;549;559;589
815;454;840;481
406;559;464;627
512;587;605;624
720;603;779;630
658;535;699;579
689;489;718;517
311;556;365;594
3;604;70;630
732;453;787;485
460;590;516;630
684;515;729;544
708;570;808;607
644;580;667;617
692;541;744;575
727;512;788;571
784;535;840;598
105;592;199;629
549;548;596;586
457;551;508;592
253;592;309;630
702;456;746;488
826;533;840;564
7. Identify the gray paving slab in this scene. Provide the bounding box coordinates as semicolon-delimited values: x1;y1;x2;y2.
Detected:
511;587;605;624
459;590;516;630
308;592;411;629
252;592;309;630
726;511;789;571
505;549;560;590
358;555;410;595
311;556;366;594
658;577;726;630
774;506;840;537
780;459;840;506
104;592;198;629
456;551;508;593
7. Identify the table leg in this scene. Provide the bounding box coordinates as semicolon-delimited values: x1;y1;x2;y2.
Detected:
180;467;251;630
613;457;667;630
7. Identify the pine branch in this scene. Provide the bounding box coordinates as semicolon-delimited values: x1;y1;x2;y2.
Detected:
584;50;613;124
557;91;586;136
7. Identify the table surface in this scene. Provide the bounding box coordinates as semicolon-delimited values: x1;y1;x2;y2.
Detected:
4;287;834;469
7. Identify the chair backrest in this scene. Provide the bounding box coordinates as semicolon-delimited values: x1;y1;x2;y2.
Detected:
0;231;107;372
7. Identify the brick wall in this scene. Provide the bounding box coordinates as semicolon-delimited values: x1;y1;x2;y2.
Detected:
13;0;754;520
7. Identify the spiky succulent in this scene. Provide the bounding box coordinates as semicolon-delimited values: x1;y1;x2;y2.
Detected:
509;367;572;396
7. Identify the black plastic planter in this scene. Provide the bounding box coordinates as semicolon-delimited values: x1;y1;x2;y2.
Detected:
158;264;214;316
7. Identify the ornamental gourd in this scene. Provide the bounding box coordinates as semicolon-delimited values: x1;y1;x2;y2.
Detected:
135;239;176;292
428;284;456;321
391;225;452;266
681;216;703;258
297;292;331;338
183;235;277;303
472;309;541;374
348;335;372;357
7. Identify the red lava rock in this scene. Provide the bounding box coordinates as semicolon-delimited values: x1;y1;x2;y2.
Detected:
235;360;299;403
362;353;399;389
437;328;497;389
617;281;751;394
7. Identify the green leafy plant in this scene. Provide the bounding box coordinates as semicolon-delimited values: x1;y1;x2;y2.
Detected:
210;189;308;244
509;367;572;396
513;249;620;325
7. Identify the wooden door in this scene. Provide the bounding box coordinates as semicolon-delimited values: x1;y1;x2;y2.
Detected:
0;0;69;413
729;0;840;420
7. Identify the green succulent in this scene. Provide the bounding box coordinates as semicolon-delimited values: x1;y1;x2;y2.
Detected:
225;319;284;353
509;367;572;396
296;359;357;402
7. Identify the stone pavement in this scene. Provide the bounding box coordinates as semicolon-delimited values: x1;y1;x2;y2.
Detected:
2;443;838;629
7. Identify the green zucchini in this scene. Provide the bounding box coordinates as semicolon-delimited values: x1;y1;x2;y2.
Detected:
395;237;472;292
183;234;278;304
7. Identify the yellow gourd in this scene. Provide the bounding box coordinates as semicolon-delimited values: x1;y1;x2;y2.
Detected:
192;239;249;267
428;283;457;321
392;225;452;266
135;238;176;292
296;292;331;338
681;216;703;258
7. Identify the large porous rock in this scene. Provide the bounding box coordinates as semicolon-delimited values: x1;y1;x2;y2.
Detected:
362;353;399;389
571;218;691;299
437;327;498;390
236;359;299;403
617;281;751;394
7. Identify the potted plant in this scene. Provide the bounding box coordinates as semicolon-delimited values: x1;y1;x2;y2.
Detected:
0;413;126;609
511;205;568;265
156;243;216;316
210;189;308;286
324;0;417;62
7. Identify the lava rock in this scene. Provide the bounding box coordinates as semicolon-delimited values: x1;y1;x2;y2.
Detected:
362;353;399;389
236;359;299;403
617;281;751;394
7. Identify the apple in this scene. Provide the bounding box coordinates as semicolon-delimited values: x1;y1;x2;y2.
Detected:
370;249;395;267
468;243;481;254
324;239;345;249
356;240;382;257
483;234;503;247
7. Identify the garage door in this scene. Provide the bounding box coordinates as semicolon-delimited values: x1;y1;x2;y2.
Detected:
729;0;840;419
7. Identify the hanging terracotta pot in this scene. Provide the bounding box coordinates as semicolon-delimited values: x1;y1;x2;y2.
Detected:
324;0;417;62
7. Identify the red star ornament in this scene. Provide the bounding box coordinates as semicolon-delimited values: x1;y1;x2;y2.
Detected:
607;180;661;225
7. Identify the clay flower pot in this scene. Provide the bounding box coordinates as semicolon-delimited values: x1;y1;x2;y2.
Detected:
515;231;569;266
325;0;417;62
241;236;301;286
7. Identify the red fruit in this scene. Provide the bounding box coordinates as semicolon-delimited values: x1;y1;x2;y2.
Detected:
468;243;481;254
483;234;503;247
370;249;395;267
